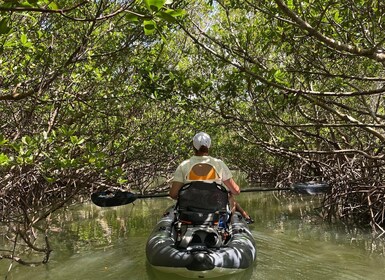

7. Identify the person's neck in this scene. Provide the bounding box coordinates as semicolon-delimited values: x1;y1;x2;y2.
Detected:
195;152;209;156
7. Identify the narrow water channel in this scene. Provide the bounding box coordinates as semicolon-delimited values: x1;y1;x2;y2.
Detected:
1;192;385;280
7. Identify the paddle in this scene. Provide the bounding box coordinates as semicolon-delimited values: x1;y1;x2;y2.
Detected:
90;191;169;207
91;181;330;207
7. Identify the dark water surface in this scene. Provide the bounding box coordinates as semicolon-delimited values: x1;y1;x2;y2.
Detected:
1;192;385;280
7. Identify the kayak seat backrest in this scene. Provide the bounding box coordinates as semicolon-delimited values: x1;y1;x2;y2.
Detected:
178;211;219;225
176;181;229;225
175;182;230;248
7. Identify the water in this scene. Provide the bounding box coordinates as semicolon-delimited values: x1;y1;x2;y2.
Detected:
1;192;385;280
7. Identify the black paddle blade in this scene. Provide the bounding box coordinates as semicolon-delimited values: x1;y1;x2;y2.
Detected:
91;191;137;207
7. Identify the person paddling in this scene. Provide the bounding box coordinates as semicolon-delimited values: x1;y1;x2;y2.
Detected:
169;132;254;224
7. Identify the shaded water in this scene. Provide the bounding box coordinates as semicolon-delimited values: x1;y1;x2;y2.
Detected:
1;192;385;280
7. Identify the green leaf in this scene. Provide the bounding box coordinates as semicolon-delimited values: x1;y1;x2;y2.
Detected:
0;18;11;35
20;1;34;7
167;8;186;18
143;20;157;35
0;153;10;166
21;136;31;145
126;13;139;22
144;0;166;12
0;135;8;145
44;176;57;183
70;136;85;145
70;135;78;144
273;69;287;84
157;11;176;23
21;33;28;45
117;177;128;184
27;0;39;5
48;2;59;10
157;9;186;23
333;10;341;24
287;0;294;9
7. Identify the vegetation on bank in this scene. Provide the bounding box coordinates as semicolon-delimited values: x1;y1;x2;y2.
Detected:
1;0;385;265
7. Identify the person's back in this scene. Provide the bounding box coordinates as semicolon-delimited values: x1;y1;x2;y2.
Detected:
173;155;232;185
170;132;253;224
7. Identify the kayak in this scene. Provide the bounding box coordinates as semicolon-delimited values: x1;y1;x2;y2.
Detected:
145;205;257;279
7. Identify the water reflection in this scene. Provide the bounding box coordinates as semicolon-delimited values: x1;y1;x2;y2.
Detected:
145;262;254;280
1;193;385;280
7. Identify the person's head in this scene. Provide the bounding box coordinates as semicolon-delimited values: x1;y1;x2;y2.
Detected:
192;132;211;154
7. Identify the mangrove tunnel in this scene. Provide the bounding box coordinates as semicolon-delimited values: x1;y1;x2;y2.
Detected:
1;0;385;268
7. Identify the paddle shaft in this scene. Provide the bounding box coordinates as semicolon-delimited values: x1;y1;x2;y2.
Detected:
91;183;329;207
134;187;293;199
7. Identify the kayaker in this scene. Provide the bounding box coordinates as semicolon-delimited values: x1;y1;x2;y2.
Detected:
169;132;254;224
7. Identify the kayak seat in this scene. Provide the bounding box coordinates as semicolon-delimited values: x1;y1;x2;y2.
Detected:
178;211;220;225
177;181;229;213
174;181;230;248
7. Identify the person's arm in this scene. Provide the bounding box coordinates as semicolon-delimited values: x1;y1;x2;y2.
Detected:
169;181;184;199
223;178;241;195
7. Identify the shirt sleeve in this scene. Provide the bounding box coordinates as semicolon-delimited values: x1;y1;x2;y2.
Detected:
173;164;185;183
219;160;232;181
